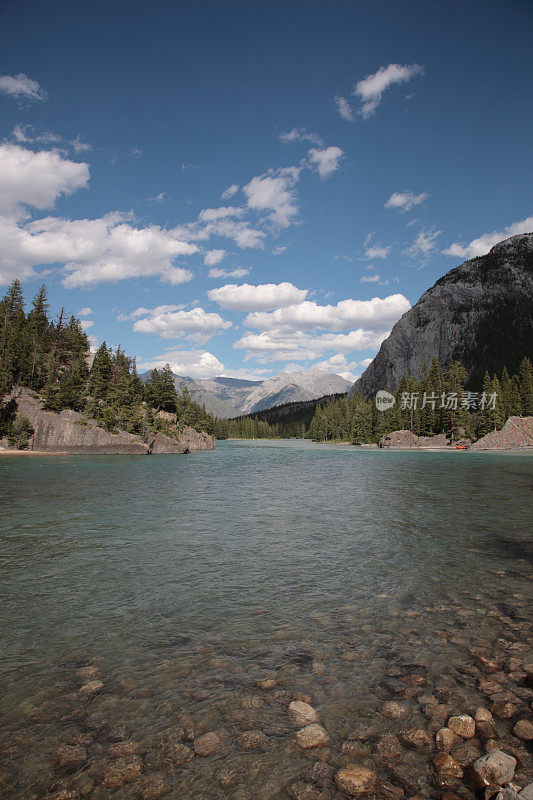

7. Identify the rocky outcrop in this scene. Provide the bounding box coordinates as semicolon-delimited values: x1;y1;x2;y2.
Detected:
378;430;449;448
351;233;533;398
2;388;215;454
469;416;533;451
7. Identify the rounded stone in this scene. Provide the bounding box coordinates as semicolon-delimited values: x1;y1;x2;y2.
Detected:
465;750;517;790
334;765;377;796
448;715;475;739
398;728;433;751
236;730;269;751
382;701;408;720
435;727;456;752
193;731;223;757
513;719;533;741
475;707;494;723
492;701;518;719
52;745;87;771
433;752;463;778
103;756;143;789
296;724;330;749
289;701;319;726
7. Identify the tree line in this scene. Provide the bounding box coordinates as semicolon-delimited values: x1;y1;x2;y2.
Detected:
0;281;216;446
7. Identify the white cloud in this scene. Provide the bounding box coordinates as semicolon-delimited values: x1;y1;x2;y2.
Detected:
244;294;410;332
0;211;197;287
70;134;92;154
80;319;94;330
198;206;244;222
360;273;388;285
364;244;391;260
139;349;226;379
133;306;231;342
314;353;363;381
243;166;301;227
208;281;308;311
354;63;424;118
308;146;343;179
208;267;250;279
77;307;92;316
279;128;323;146
234;328;388;362
385;190;429;212
406;226;441;258
0;73;47;102
204;248;226;265
147;191;167;204
335;95;354;122
272;244;287;255
221;184;239;200
443;216;533;259
12;124;61;146
0;144;90;216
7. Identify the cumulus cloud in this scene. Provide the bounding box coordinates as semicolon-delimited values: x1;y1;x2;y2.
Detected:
243;166;301;227
279;128;323;146
0;211;197;287
0;143;90;216
208;267;250;279
204;249;226;265
234;328;388;362
442;216;533;259
362;234;391;260
335;95;354;122
77;307;92;316
360;273;388;285
133;306;231;342
314;353;363;381
80;319;94;330
221;184;239;200
354;63;424;118
405;226;441;259
385;190;429;212
139;349;226;379
0;73;47;102
244;294;410;332
308;146;343;179
198;206;243;223
12;125;91;154
208;281;308;311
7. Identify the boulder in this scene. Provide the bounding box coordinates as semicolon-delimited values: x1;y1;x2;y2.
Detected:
296;724;330;749
193;731;224;757
513;719;533;740
448;715;476;739
334;765;377;796
289;701;319;726
470;416;533;451
465;750;517;790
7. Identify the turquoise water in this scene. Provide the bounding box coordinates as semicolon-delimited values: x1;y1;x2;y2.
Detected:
0;440;532;798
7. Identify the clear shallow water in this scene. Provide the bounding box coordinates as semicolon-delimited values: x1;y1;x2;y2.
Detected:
0;440;532;799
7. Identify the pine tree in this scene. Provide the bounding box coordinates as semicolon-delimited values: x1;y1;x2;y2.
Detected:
518;357;533;415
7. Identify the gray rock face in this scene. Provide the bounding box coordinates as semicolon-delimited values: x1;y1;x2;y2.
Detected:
351;233;533;398
4;388;215;454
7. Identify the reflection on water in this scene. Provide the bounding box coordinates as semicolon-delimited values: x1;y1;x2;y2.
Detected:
0;441;532;798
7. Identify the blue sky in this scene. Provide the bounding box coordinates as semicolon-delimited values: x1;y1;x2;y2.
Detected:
1;0;531;381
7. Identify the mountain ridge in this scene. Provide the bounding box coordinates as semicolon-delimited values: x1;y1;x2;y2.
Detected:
350;233;533;398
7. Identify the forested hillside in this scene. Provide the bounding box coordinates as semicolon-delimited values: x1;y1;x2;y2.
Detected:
0;281;215;448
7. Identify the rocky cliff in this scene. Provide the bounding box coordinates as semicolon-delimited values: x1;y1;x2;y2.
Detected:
0;388;215;454
351;233;533;398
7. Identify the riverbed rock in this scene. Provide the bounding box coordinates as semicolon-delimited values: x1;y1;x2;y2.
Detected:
165;741;193;765
103;755;143;788
465;750;517;790
52;745;87;771
289;701;319;726
79;679;103;697
433;753;463;778
256;678;277;690
398;728;433;751
236;730;269;751
287;780;324;800
335;765;377;796
492;702;518;720
519;784;533;799
476;708;494;723
108;740;142;758
296;724;330;749
193;731;224;756
448;715;476;739
477;720;500;741
512;719;533;740
436;727;457;751
382;701;408;719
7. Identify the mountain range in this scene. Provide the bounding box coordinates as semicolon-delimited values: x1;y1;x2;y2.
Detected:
141;368;352;417
351;233;533;397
